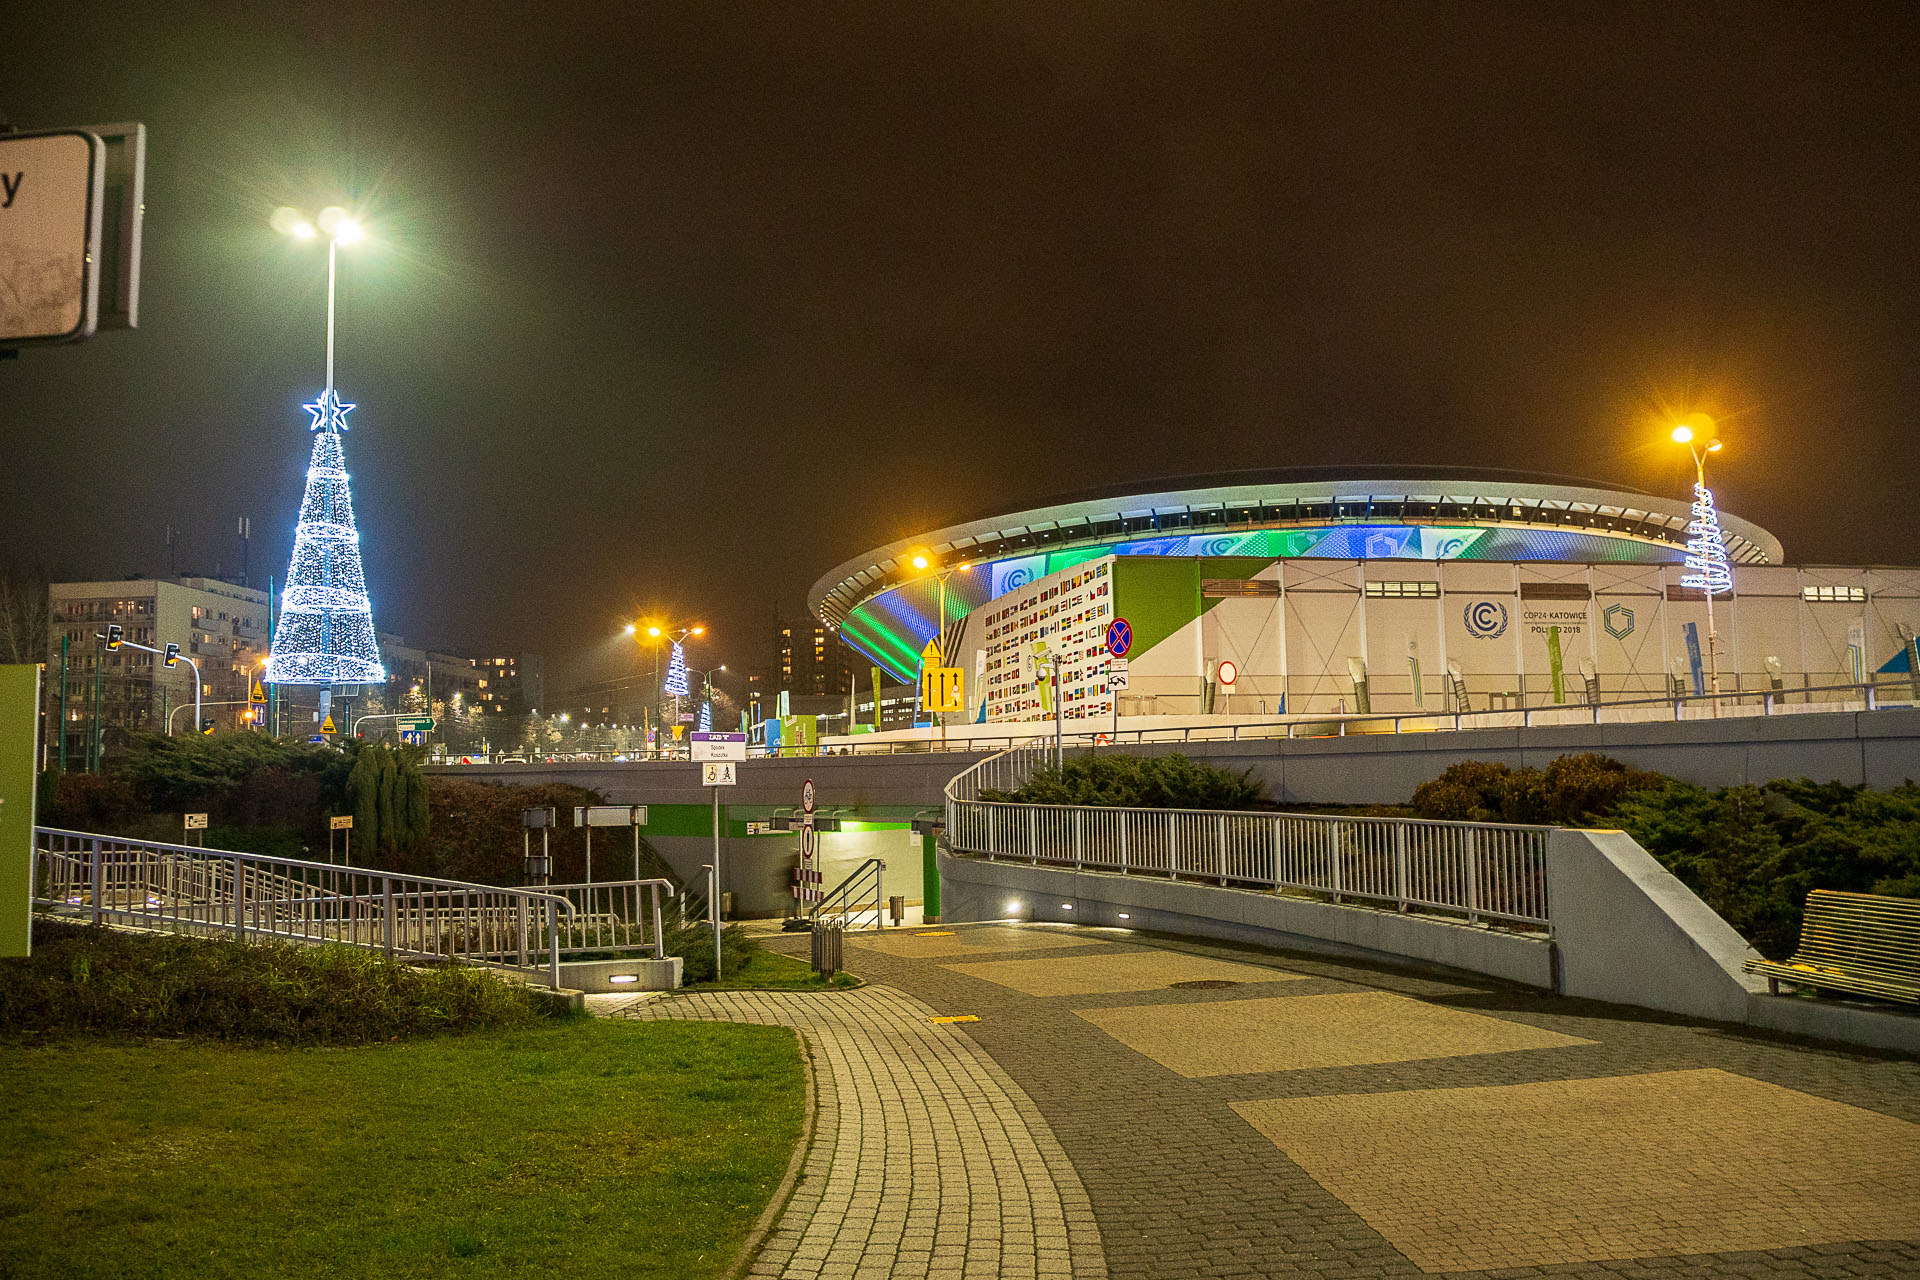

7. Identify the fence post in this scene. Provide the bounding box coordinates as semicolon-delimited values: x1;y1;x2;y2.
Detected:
383;876;396;956
90;839;103;926
232;854;247;941
1866;683;1878;711
1028;808;1039;865
548;902;561;989
1168;811;1179;880
1465;828;1482;925
652;884;666;960
1394;824;1409;912
987;806;997;862
1330;823;1343;903
1074;808;1084;870
1119;814;1129;874
1217;815;1228;886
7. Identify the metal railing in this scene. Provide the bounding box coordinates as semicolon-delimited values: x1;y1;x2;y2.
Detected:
540;879;673;959
941;751;1552;929
810;858;888;931
32;827;579;988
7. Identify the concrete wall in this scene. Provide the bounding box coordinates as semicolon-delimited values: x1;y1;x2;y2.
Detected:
937;847;1554;989
1118;706;1920;803
428;750;988;809
1544;828;1764;1022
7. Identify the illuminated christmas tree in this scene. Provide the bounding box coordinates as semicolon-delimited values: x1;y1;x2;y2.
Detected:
1680;482;1733;597
265;388;385;685
662;640;690;698
697;700;713;733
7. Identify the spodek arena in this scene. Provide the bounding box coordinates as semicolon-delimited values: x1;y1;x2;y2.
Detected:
809;467;1920;735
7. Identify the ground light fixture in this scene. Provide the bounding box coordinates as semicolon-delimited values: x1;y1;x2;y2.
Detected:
606;975;638;985
1005;900;1022;915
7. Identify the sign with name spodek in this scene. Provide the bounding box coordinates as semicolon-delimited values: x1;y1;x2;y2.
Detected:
689;731;747;762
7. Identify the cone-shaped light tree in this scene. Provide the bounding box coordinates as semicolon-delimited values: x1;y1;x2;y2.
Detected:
265;205;385;688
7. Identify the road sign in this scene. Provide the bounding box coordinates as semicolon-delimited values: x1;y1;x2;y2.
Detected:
690;731;747;762
575;804;648;827
1106;618;1132;657
319;715;336;734
250;682;266;704
701;761;737;787
1217;659;1238;687
183;813;208;831
924;666;964;713
1108;659;1129;691
0;130;105;344
329;815;353;830
397;714;435;732
802;778;816;814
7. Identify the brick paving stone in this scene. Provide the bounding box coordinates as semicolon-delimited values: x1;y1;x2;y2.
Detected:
597;985;1106;1279
769;923;1920;1279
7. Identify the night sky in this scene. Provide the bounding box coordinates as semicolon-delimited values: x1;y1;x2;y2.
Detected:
6;4;1917;695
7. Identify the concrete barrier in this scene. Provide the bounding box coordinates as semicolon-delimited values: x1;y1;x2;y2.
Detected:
937;848;1554;989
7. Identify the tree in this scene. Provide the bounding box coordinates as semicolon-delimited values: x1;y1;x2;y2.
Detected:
0;555;49;665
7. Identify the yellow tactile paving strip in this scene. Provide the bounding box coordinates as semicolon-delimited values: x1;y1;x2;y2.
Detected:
943;950;1306;997
1077;991;1592;1076
850;925;1108;958
1233;1068;1920;1272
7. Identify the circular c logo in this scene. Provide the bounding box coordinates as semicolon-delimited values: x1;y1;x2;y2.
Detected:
1464;600;1509;639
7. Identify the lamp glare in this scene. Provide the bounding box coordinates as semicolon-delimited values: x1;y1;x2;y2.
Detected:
1671;425;1693;444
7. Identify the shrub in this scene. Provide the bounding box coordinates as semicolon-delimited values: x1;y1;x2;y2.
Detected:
1;919;568;1045
1410;753;1663;825
983;753;1268;809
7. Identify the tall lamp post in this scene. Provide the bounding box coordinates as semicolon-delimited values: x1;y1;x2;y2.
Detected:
1671;414;1728;712
909;551;972;748
627;621;706;757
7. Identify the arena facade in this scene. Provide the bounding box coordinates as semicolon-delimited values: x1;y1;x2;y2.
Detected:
809;468;1919;721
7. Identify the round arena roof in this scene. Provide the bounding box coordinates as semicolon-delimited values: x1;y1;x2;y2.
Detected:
810;467;1781;679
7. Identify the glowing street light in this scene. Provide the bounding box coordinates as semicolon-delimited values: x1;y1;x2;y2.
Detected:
1670;414;1730;712
908;551;973;746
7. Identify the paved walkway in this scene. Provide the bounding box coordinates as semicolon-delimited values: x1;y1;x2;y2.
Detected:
596;985;1105;1279
599;924;1920;1279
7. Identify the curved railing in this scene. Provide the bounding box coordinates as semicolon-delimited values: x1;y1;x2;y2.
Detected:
941;749;1553;929
32;827;580;988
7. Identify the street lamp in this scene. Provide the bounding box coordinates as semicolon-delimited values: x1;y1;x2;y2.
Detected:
1671;414;1728;710
908;551;973;747
630;620;707;757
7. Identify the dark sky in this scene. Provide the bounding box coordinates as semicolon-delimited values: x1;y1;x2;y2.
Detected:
6;3;1917;695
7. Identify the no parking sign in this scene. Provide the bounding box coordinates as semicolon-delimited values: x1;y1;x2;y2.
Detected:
1105;618;1132;657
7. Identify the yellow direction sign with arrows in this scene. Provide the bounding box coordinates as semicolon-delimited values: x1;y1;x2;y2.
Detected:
920;640;964;714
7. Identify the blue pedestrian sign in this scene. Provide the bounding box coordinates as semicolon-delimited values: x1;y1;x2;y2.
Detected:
1105;618;1132;658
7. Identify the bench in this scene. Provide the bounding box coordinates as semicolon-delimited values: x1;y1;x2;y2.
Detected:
1744;889;1920;1004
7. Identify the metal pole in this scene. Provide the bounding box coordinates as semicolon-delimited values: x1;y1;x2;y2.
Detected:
712;785;723;980
91;645;102;771
1054;662;1063;772
1696;449;1721;716
585;825;593;885
58;633;68;770
325;237;336;392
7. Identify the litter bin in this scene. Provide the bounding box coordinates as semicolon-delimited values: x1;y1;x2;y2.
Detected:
811;920;844;978
889;895;906;926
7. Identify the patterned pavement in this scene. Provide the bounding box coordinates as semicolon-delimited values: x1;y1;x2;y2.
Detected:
599;923;1920;1279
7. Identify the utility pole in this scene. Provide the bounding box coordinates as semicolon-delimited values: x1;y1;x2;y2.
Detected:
91;642;103;771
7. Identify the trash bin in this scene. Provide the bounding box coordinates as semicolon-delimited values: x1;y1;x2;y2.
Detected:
811;920;844;978
889;895;906;926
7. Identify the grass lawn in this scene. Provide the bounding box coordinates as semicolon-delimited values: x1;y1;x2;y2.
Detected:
0;1018;805;1280
686;947;859;992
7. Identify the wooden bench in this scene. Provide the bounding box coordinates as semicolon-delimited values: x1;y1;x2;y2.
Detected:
1745;889;1920;1004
